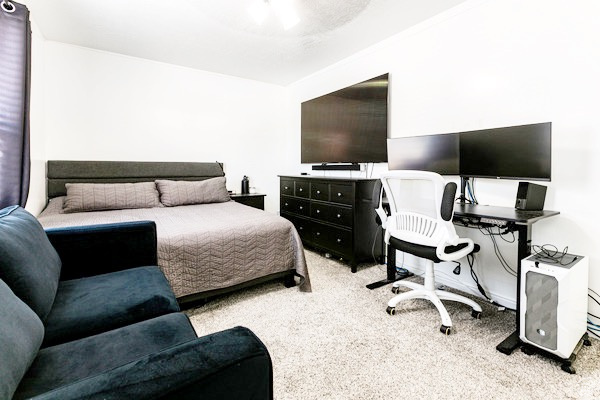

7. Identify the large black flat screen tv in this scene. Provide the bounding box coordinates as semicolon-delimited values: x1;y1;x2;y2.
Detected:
301;74;388;164
460;122;551;181
387;133;459;175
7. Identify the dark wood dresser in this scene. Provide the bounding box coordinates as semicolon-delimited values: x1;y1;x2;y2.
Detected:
279;175;382;272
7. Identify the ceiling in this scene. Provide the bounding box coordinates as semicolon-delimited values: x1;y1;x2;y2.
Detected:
22;0;467;85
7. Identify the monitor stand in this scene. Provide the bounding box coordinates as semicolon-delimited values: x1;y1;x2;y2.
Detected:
458;176;470;204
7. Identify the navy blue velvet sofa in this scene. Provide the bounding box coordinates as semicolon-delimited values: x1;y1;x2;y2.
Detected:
0;206;273;400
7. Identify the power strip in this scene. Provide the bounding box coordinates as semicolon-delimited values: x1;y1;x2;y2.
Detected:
479;217;507;227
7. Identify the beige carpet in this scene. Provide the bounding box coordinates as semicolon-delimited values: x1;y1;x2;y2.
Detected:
187;250;600;400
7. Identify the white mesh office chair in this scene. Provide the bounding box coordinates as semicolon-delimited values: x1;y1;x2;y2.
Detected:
379;170;482;334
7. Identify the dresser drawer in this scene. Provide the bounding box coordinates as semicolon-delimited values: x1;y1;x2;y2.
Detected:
295;181;310;198
280;180;294;196
280;197;310;216
310;202;353;227
281;213;312;242
330;184;353;205
312;222;352;258
311;182;329;201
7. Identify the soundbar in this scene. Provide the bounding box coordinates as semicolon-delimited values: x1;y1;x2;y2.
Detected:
311;163;361;171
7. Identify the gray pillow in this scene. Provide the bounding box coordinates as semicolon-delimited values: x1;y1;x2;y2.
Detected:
0;206;61;321
0;278;44;400
156;177;230;206
63;182;161;213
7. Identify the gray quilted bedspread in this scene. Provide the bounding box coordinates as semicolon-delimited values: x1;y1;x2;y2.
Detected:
38;198;310;298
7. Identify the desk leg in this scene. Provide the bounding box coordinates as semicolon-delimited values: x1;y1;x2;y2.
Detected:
496;224;532;355
366;243;412;290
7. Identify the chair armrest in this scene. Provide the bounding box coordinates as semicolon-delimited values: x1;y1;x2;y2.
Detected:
436;237;474;261
45;221;158;280
31;326;273;400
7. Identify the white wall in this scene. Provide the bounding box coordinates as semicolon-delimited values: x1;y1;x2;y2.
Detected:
41;42;292;213
25;20;47;215
289;0;600;310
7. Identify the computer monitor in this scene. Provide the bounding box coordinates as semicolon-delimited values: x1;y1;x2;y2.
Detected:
459;122;551;181
387;133;460;175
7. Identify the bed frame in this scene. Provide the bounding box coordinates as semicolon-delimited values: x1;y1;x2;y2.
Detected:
45;160;295;306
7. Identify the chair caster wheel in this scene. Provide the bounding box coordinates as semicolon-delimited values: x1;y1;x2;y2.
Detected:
386;306;396;316
391;286;401;294
440;325;451;335
471;309;482;319
561;364;576;374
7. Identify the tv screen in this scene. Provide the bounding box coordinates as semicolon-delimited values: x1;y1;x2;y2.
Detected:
387;133;460;175
301;74;388;164
459;122;551;181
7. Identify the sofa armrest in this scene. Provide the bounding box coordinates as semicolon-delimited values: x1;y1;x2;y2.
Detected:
30;326;273;400
45;221;158;281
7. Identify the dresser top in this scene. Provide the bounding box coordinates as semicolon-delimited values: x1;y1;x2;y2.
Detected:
279;175;377;182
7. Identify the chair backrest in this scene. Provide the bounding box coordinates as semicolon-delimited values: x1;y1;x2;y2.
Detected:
380;170;459;248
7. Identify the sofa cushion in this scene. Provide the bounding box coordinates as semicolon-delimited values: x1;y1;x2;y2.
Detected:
43;266;180;347
15;313;197;399
0;279;45;400
0;206;62;320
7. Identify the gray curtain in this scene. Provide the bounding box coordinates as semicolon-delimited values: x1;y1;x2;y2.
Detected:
0;0;31;208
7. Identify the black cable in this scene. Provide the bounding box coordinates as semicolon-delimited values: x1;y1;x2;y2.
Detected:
467;252;501;306
532;244;575;265
498;227;516;243
370;224;382;264
590;287;600;299
478;226;516;276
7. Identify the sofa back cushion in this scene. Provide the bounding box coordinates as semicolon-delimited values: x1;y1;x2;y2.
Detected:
0;278;44;400
0;206;62;320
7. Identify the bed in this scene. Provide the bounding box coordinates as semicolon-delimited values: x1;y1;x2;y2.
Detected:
37;161;310;304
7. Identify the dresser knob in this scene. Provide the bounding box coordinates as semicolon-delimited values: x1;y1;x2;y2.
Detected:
299;206;303;210
337;214;341;218
337;238;342;243
299;188;303;192
316;190;321;194
284;186;289;190
284;203;288;206
316;209;320;214
316;232;321;236
299;226;303;230
337;192;342;197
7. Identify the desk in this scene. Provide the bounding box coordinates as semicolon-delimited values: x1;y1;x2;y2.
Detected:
454;204;559;354
368;203;559;354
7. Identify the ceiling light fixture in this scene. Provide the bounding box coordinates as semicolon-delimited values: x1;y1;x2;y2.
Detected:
248;0;299;30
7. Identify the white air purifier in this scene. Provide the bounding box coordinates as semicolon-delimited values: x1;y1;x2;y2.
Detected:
519;253;588;359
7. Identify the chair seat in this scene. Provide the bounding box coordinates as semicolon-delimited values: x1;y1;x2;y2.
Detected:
43;266;179;347
15;313;197;399
389;236;470;263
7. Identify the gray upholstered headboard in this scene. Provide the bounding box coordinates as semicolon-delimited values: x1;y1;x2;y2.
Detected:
46;160;225;200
